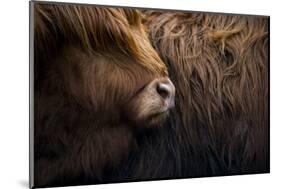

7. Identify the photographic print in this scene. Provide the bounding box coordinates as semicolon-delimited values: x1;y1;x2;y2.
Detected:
30;1;269;188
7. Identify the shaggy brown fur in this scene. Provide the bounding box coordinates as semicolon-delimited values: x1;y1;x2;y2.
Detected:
115;11;269;180
33;3;173;187
32;2;269;187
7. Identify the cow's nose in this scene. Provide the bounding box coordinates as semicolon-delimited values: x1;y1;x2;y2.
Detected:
155;78;175;108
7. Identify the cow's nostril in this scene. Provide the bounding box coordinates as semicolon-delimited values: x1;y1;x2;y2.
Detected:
157;83;170;100
155;78;175;108
150;78;175;109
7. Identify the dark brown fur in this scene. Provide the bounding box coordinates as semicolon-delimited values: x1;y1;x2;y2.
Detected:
32;3;269;187
33;3;169;187
115;11;269;180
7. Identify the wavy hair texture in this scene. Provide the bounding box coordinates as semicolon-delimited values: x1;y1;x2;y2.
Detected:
33;3;169;187
115;11;269;179
33;3;269;186
34;4;167;83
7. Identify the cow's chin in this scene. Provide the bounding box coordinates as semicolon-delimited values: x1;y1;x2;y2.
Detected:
124;101;170;128
142;109;169;127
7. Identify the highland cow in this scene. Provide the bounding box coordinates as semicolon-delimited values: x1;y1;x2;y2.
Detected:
33;4;175;187
114;11;269;180
31;2;269;188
